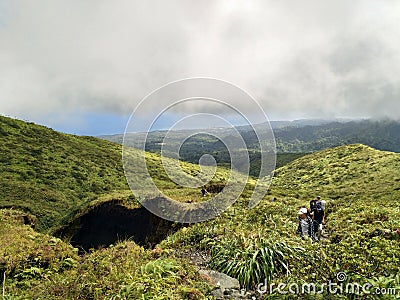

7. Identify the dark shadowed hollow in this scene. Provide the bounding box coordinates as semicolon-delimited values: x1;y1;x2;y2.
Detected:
58;201;181;252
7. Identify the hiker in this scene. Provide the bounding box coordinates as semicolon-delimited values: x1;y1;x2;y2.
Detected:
320;199;326;211
296;207;315;240
201;187;208;197
310;196;325;240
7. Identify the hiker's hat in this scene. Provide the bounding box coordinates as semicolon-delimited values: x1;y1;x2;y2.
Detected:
298;208;308;215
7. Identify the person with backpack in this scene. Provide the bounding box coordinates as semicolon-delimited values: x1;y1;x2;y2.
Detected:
310;196;325;240
296;207;315;240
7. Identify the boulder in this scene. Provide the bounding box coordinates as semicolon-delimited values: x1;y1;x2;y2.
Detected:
199;269;240;291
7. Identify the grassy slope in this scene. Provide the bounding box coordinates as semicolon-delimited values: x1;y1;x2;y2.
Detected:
0;116;128;230
272;144;400;200
0;116;231;231
163;144;400;294
0;116;220;299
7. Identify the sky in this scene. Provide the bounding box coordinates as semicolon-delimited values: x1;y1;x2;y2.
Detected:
0;0;400;135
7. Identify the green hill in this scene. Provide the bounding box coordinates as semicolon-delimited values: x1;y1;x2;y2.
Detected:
164;144;400;293
0;115;227;298
272;143;400;200
0;115;232;232
1;116;400;299
0;115;129;230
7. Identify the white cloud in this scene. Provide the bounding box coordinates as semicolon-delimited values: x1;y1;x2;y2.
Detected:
0;0;399;126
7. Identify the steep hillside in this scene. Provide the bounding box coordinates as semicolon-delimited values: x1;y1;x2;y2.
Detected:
0;116;129;230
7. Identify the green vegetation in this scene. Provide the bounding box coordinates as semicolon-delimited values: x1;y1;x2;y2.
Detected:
161;145;400;296
1;116;400;299
0;209;211;299
0;116;228;231
0;115;128;230
208;233;304;289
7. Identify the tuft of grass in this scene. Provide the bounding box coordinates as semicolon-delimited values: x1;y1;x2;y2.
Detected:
208;232;305;289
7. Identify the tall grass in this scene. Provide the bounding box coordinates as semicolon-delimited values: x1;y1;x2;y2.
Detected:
208;232;304;289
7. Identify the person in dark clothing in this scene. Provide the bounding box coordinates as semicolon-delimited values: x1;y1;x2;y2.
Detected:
201;187;208;197
310;196;325;240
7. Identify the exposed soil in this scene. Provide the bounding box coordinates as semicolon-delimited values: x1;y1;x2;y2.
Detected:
57;200;181;252
175;248;210;268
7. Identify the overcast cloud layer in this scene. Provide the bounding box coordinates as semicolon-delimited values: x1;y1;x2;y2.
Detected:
1;0;400;132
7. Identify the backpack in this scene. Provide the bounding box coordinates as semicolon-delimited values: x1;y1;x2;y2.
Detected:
320;200;326;211
315;201;323;213
310;200;316;210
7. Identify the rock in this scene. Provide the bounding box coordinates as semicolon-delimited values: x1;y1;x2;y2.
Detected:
199;269;240;291
212;288;248;300
199;269;259;299
223;289;233;295
211;288;224;300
